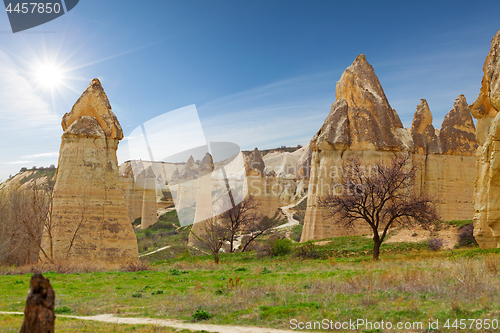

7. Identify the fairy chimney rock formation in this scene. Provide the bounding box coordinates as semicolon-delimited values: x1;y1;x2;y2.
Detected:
40;79;139;265
302;55;478;242
333;54;406;151
470;29;500;249
62;79;123;139
140;166;158;229
244;148;265;176
440;95;478;156
470;29;500;144
411;99;439;154
190;153;215;244
120;162;143;223
180;156;199;179
199;152;214;174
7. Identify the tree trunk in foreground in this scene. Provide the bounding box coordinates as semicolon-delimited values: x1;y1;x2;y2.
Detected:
20;273;55;333
213;251;219;264
373;240;381;261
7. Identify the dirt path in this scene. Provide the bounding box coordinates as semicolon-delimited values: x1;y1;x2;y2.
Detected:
276;195;307;230
0;311;303;333
139;245;171;257
384;225;459;249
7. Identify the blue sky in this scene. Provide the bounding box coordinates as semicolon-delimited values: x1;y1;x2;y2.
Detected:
0;0;499;180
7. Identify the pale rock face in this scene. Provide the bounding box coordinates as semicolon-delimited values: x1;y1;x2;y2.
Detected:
120;161;145;223
198;152;214;174
301;55;478;242
189;153;215;245
180;156;199;179
470;29;500;248
310;99;350;151
411;99;439;154
244;148;265;176
40;79;138;266
296;145;312;179
262;144;311;178
140;166;158;230
240;148;304;218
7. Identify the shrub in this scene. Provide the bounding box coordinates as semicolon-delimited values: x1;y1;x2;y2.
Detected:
296;241;322;259
261;267;272;274
54;306;71;314
257;236;292;257
120;260;150;272
272;238;292;256
161;190;173;201
192;308;212;321
456;223;477;248
234;267;247;272
485;254;500;275
427;238;444;251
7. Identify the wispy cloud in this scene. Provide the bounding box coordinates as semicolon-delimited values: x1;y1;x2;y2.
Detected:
6;160;33;165
198;71;338;150
21;152;59;159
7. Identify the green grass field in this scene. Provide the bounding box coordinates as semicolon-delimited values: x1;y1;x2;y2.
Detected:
0;314;193;333
1;233;500;332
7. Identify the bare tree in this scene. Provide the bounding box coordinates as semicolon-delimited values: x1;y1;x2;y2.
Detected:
240;214;281;252
190;217;229;264
0;180;54;265
318;154;439;260
219;194;262;253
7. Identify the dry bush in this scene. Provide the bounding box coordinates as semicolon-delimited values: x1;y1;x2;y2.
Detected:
120;259;151;272
0;181;54;266
426;238;444;251
0;260;110;275
456;223;477;248
484;254;500;275
190;217;228;264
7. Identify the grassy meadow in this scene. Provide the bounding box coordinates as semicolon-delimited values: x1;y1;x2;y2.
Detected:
1;227;500;332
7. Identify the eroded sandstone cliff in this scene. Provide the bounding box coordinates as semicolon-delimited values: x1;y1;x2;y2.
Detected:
470;29;500;248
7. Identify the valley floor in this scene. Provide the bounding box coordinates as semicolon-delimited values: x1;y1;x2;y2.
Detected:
1;235;500;332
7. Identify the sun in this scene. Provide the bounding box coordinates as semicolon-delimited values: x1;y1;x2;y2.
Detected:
35;63;63;89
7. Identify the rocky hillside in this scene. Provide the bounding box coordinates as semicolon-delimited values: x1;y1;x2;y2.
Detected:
0;166;56;191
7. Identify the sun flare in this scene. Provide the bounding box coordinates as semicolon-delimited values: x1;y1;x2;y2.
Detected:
35;63;63;89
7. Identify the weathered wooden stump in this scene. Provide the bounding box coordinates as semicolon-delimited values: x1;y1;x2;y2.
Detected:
20;273;55;333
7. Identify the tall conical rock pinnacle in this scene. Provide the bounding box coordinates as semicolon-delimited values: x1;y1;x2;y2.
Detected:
439;95;477;156
411;99;439;154
311;55;406;152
